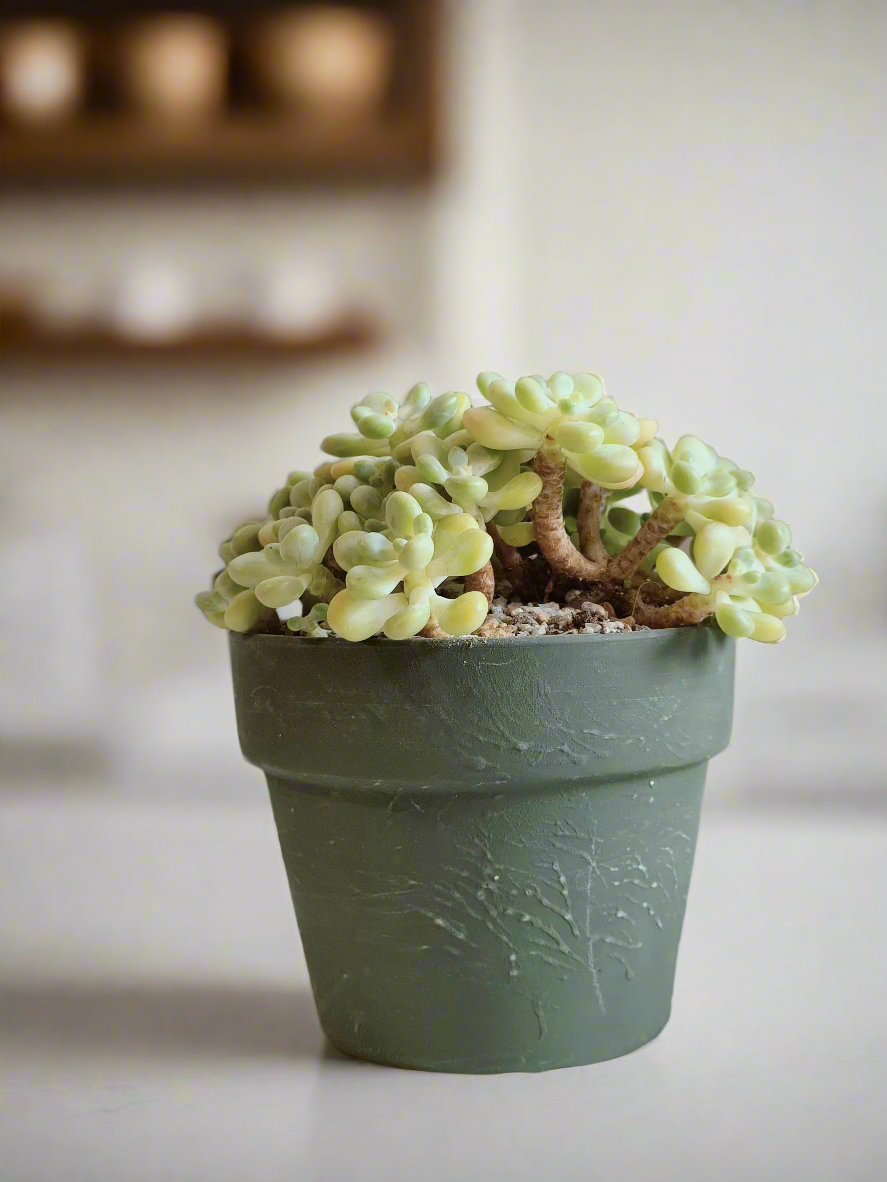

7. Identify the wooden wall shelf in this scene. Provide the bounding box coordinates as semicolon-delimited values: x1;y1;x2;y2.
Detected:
0;314;380;365
0;1;439;187
0;114;431;185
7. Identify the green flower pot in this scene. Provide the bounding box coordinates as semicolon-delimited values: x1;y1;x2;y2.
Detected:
230;626;734;1073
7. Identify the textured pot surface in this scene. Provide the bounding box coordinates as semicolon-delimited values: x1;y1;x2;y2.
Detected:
230;628;735;1073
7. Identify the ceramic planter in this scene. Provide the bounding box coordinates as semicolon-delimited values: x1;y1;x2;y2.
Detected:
230;627;734;1073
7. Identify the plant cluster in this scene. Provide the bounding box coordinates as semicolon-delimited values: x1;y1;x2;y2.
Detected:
197;372;816;642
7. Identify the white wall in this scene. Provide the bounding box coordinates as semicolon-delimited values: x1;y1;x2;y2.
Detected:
506;0;887;570
498;0;887;796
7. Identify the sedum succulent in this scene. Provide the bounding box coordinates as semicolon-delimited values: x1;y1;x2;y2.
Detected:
321;382;470;459
465;370;655;490
196;369;816;644
395;433;543;527
197;472;344;633
328;493;493;641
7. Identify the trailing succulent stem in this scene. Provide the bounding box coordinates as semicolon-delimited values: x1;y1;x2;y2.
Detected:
631;593;713;629
419;616;449;638
532;452;608;581
464;561;496;605
197;370;816;644
487;523;525;586
605;498;684;580
577;482;609;566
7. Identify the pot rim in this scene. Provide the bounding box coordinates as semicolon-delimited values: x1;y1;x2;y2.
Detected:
231;623;719;650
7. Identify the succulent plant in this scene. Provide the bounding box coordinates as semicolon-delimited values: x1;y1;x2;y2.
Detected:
196;369;816;643
465;371;655;489
328;492;493;640
321;383;470;459
395;433;543;527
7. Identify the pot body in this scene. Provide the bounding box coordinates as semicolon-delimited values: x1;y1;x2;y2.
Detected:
230;628;734;1073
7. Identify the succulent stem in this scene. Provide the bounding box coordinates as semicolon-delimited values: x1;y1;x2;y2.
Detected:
577;482;609;565
532;451;607;581
464;561;495;604
606;497;684;580
632;592;712;628
488;522;523;578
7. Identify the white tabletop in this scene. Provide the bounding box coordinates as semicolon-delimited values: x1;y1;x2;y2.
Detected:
2;790;885;1182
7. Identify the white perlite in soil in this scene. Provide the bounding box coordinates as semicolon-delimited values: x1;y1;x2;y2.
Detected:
488;590;646;636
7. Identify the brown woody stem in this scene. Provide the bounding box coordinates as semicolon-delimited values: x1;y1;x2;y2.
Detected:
631;592;713;629
464;560;495;604
419;615;447;638
488;523;523;580
606;497;684;581
577;482;609;565
532;452;607;581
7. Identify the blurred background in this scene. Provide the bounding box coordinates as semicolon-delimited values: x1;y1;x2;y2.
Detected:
1;0;885;810
2;7;887;1179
